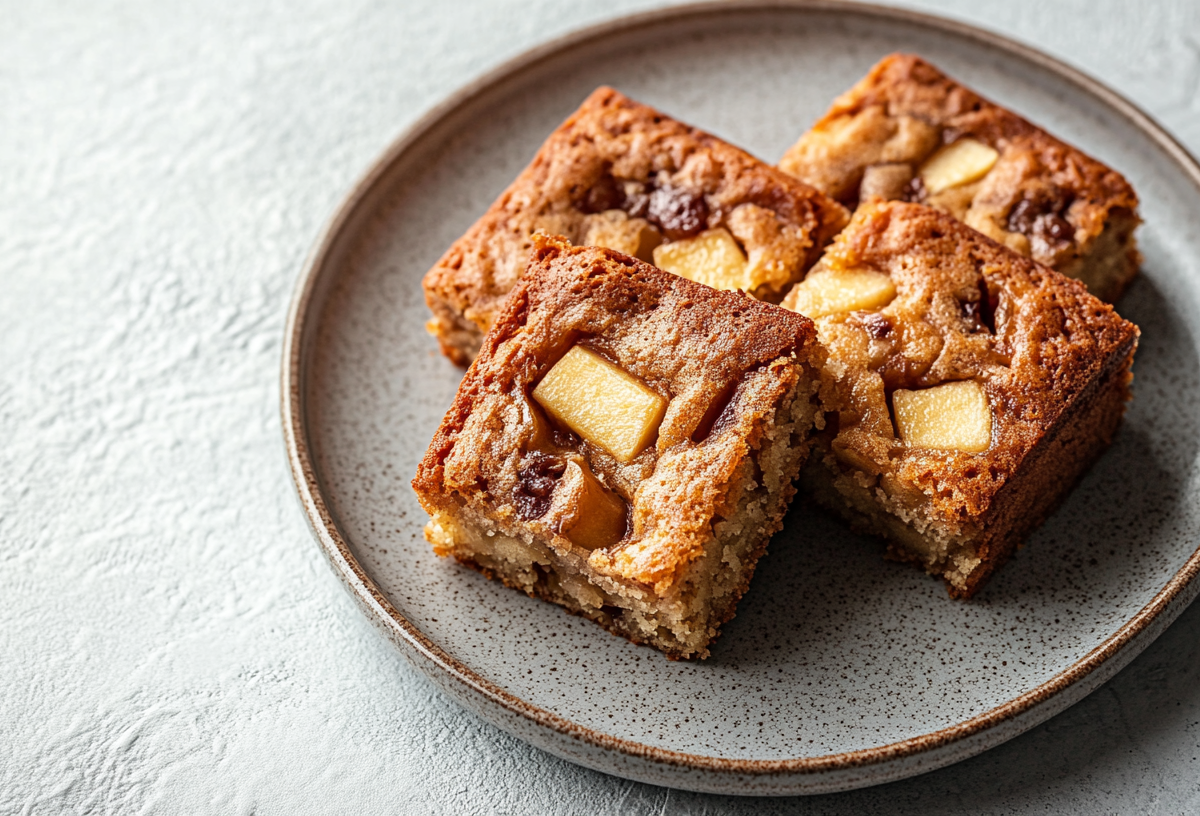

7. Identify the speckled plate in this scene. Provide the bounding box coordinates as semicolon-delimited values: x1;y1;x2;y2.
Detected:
282;0;1200;795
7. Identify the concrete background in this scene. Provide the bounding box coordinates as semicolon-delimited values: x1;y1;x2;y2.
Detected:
2;1;1198;812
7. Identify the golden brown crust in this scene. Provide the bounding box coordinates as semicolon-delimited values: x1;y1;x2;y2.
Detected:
787;201;1138;596
423;86;849;364
779;54;1141;301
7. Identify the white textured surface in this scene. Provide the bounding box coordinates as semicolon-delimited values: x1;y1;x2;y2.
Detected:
3;0;1199;812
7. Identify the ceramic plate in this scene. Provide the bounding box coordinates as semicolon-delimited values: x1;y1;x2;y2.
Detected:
283;1;1200;795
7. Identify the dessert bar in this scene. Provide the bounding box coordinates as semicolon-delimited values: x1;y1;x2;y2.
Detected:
423;86;848;365
782;200;1138;597
413;236;825;658
779;54;1140;302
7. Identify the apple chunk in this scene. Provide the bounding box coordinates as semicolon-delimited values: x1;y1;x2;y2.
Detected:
532;345;667;462
859;162;914;201
582;209;662;262
918;138;999;194
784;266;896;319
557;460;627;551
652;227;750;291
892;380;992;453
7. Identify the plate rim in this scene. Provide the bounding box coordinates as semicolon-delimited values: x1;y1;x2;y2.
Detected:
281;0;1200;781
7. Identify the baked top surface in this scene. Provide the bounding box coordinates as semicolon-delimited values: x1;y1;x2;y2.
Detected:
414;237;819;592
778;54;1139;277
422;86;848;343
786;200;1138;520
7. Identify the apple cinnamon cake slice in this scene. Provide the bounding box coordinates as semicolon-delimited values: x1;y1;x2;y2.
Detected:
782;201;1138;598
779;54;1141;302
413;236;824;659
423;86;848;365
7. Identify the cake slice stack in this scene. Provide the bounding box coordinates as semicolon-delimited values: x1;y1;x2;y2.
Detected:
412;56;1142;658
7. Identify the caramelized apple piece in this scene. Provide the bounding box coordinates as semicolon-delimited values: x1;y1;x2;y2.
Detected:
918;139;999;194
785;266;896;318
652;227;750;291
892;380;992;452
860;162;914;201
532;345;667;462
582;209;662;262
520;396;554;452
558;460;627;551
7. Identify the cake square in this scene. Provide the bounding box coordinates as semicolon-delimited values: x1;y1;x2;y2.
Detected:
781;201;1138;598
413;236;825;658
423;86;849;365
779;54;1141;302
